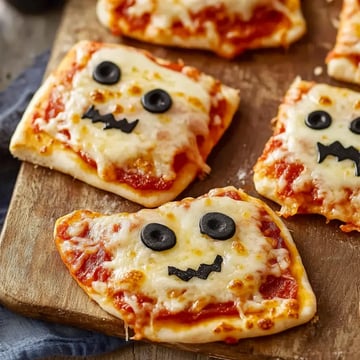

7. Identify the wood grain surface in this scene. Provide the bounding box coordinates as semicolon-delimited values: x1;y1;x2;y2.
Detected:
1;0;360;359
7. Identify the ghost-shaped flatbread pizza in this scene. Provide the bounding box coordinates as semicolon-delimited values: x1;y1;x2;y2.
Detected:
54;186;316;343
254;77;360;232
9;40;240;207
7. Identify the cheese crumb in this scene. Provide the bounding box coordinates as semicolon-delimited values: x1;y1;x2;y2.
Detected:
313;66;323;76
331;17;340;29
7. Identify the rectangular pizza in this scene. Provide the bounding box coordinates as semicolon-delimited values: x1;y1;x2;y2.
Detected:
96;0;306;58
253;77;360;232
9;40;240;208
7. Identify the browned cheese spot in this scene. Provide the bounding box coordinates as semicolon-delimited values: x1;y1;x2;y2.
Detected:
257;318;274;330
319;95;332;106
118;270;145;291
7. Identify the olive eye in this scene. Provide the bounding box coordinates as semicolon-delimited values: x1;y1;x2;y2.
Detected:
350;117;360;134
141;89;172;113
199;212;236;240
140;223;176;251
305;110;332;130
93;61;121;85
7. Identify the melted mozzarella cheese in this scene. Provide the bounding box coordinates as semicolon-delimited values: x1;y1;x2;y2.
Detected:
33;44;225;180
84;196;290;314
125;0;274;24
254;78;360;224
97;0;306;58
279;81;359;199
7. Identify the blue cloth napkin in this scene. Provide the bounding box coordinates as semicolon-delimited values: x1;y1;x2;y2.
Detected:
0;51;128;360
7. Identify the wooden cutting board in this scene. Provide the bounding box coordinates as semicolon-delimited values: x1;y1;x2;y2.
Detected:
1;0;359;358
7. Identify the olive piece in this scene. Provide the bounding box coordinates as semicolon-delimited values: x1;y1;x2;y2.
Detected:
305;110;332;130
349;117;360;134
93;61;121;85
141;89;172;113
140;223;176;251
199;212;236;240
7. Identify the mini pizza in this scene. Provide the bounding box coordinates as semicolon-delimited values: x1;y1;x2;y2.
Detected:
253;77;360;232
96;0;306;59
54;186;316;344
9;40;240;207
326;0;360;84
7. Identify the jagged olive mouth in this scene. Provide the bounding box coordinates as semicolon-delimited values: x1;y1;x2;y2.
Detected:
317;141;360;176
140;213;235;282
82;106;139;133
168;255;223;282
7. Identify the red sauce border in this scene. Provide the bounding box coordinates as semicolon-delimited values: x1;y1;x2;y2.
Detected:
110;3;291;57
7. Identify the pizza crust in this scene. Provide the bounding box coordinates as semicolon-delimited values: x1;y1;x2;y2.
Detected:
327;57;360;85
10;126;201;208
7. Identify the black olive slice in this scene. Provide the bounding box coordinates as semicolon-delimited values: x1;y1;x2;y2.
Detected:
305;110;332;130
141;223;176;251
199;212;236;240
141;89;172;113
350;117;360;134
93;61;121;85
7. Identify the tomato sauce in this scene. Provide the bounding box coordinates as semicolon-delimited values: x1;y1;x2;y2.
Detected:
43;88;65;123
172;152;187;173
260;214;287;249
78;151;98;170
77;150;188;191
112;152;188;190
75;246;112;286
156;302;238;324
59;128;71;140
55;222;72;241
268;159;325;208
274;161;304;197
63;62;81;85
31;111;42;133
218;190;242;201
115;168;173;190
327;52;360;67
259;212;298;300
195;5;286;41
160;61;185;73
113;291;155;327
112;1;150;34
142;50;186;73
63;42;102;85
257;138;283;163
224;9;288;50
259;274;298;300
